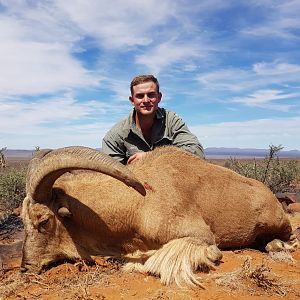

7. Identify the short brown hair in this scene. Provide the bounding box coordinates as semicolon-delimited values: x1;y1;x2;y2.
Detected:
130;75;160;95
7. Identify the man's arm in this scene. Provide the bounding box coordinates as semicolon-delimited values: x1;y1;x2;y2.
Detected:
168;112;204;158
102;131;127;164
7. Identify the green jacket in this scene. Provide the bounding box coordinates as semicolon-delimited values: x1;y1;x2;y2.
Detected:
102;107;204;164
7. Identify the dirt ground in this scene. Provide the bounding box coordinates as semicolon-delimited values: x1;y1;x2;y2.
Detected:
0;213;299;300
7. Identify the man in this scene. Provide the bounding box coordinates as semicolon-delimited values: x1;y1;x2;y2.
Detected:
102;75;204;164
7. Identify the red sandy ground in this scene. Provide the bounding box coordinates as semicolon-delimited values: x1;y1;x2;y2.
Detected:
0;213;299;300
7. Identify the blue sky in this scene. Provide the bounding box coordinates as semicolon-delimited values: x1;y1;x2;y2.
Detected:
0;0;299;150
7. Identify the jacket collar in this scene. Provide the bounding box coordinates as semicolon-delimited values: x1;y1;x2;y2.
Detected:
123;107;164;131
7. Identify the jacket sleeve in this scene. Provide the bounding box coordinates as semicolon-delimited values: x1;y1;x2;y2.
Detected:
102;129;127;164
168;112;205;158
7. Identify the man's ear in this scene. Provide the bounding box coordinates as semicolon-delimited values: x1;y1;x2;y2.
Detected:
129;96;134;104
158;92;162;103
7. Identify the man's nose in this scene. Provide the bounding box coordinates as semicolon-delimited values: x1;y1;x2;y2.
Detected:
143;94;150;102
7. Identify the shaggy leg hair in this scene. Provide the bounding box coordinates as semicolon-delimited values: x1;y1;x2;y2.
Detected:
265;234;300;252
123;237;222;287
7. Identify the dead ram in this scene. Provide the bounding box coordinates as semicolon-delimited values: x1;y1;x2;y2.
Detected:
21;146;296;286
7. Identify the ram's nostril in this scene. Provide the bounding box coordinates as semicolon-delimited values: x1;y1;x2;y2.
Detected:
20;266;28;273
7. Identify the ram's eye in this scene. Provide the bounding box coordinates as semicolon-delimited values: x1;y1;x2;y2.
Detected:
38;218;50;233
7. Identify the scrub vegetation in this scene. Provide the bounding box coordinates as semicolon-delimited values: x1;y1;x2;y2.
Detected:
0;165;26;235
224;145;300;194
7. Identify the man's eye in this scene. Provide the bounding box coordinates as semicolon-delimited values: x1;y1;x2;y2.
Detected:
147;92;157;99
135;93;157;99
135;94;144;99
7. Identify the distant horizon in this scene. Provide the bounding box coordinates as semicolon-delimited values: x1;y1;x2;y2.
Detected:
4;146;300;151
4;146;300;159
205;146;300;151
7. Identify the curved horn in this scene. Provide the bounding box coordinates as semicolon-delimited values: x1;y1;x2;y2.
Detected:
26;149;52;194
27;146;146;203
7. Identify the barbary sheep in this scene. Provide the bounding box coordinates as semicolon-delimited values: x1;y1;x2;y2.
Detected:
21;146;295;287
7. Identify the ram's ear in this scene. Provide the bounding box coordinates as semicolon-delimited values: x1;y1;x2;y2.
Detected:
57;207;72;218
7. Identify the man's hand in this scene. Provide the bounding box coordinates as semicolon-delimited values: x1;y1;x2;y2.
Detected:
127;152;147;164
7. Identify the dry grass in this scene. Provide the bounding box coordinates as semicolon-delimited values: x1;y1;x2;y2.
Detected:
267;251;296;265
0;162;27;239
0;261;115;299
0;165;27;212
208;145;300;194
212;256;290;296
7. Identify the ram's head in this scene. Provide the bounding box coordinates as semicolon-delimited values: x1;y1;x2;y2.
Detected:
21;147;145;273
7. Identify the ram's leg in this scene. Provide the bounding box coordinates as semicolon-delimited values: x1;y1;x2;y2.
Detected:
265;233;300;252
144;237;222;287
124;211;222;286
123;237;222;287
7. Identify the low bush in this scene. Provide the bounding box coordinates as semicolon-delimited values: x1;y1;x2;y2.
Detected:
0;167;27;212
224;145;300;193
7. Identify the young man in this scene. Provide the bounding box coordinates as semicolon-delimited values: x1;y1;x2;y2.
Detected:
102;75;204;164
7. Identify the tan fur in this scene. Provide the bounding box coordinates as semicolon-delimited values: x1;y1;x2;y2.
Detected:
21;146;293;287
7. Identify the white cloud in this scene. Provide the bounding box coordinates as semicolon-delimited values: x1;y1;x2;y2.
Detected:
0;91;130;149
232;90;299;111
191;117;300;150
53;0;177;49
136;40;210;74
106;79;131;102
196;61;300;112
197;61;300;92
253;61;300;76
0;14;100;96
242;0;300;40
0;121;114;150
0;0;211;98
197;69;253;92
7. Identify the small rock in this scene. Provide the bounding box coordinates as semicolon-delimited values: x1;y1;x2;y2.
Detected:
276;192;296;205
287;203;300;213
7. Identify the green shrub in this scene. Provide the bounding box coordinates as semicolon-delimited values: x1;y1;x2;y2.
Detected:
224;145;300;194
0;167;27;212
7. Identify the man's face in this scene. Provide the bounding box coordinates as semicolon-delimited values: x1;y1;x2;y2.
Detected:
129;81;162;117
